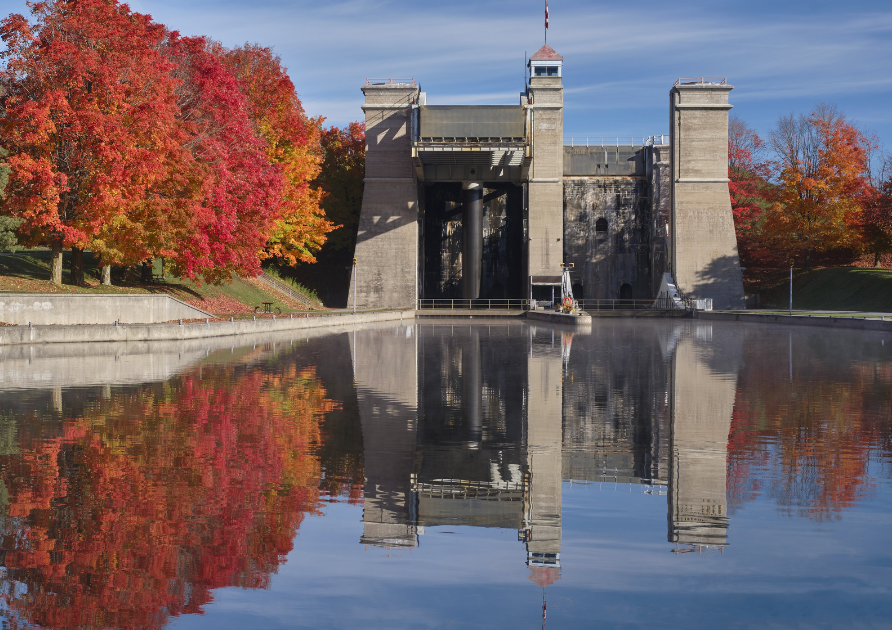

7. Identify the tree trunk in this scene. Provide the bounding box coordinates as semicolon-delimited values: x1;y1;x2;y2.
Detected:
69;247;84;286
50;240;63;285
875;251;881;268
101;265;112;286
140;261;153;284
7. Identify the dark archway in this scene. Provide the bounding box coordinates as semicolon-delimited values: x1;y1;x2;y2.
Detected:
595;217;608;233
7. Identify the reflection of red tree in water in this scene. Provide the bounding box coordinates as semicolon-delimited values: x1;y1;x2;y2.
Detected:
727;352;892;521
0;363;338;629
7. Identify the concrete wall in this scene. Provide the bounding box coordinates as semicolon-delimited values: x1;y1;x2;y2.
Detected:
349;83;420;310
0;294;211;325
527;76;564;281
0;309;412;346
670;83;745;310
563;177;651;299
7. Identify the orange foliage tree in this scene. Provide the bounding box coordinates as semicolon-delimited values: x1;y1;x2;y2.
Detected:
0;0;192;285
0;361;338;629
220;44;335;266
763;106;872;267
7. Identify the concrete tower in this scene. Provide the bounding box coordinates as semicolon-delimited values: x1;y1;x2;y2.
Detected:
669;80;745;310
527;46;565;288
348;80;421;310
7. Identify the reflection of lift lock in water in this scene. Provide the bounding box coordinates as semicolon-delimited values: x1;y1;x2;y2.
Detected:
559;263;577;313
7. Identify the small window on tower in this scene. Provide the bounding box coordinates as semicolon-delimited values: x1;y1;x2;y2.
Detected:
547;66;559;76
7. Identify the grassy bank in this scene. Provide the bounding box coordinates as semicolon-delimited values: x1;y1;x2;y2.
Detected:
0;250;311;316
746;267;892;312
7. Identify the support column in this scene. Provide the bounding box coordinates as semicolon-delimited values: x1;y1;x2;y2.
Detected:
462;327;482;442
462;182;483;300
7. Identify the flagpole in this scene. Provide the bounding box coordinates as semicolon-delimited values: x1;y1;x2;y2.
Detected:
545;0;547;44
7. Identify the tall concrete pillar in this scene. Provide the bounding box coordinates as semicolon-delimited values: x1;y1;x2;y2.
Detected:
348;81;421;310
462;182;483;300
669;80;745;310
527;46;564;284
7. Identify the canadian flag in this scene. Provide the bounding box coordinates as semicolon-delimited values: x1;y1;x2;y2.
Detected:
545;1;549;29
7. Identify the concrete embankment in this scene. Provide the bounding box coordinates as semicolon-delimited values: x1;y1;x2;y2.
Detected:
0;310;413;346
526;311;593;326
696;311;892;332
0;293;211;325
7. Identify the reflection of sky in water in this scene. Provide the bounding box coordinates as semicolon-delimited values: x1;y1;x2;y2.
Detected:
0;320;890;629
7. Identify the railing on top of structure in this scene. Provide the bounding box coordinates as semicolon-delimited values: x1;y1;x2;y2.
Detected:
366;78;417;86
564;135;669;147
257;272;317;309
674;77;727;86
576;297;689;311
416;296;694;312
417;299;529;311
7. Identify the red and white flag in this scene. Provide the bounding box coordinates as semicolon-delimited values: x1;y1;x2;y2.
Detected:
545;1;549;30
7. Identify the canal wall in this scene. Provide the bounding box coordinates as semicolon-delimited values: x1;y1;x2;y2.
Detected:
0;309;413;346
696;311;892;332
0;293;212;325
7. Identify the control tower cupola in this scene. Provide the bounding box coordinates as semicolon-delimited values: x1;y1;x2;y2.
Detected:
528;44;563;79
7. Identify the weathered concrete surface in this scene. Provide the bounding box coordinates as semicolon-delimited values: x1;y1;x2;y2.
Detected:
526;310;592;326
696;310;892;332
0;310;413;346
563;176;650;299
528;71;564;282
669;83;745;310
348;83;420;310
0;293;211;325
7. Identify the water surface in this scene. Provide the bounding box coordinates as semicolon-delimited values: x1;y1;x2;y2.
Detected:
0;320;889;629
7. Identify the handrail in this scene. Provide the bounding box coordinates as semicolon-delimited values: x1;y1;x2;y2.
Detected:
417;299;529;310
256;273;317;309
674;77;727;86
564;135;669;147
366;78;416;86
576;298;690;311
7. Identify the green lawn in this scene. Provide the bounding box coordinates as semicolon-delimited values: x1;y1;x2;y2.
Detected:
0;250;308;315
753;267;892;312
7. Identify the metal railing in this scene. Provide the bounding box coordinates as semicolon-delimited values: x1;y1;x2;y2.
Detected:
366;78;416;86
564;135;669;147
256;273;316;309
417;299;529;310
577;297;690;311
674;77;727;86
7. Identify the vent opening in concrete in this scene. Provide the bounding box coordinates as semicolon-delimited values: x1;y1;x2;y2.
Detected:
595;218;608;233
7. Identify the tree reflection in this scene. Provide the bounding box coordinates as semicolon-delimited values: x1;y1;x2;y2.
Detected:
727;337;892;521
0;360;338;629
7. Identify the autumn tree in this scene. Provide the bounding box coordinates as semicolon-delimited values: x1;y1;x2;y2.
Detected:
285;122;366;304
154;35;284;283
859;151;892;267
220;44;334;267
763;105;872;267
728;115;772;267
0;0;191;285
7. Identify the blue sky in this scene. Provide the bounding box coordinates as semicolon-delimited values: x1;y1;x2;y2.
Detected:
3;0;891;150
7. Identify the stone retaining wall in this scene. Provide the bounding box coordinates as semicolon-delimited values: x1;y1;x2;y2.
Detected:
0;294;212;325
0;310;413;346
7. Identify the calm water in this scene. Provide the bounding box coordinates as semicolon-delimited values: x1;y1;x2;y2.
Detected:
0;320;890;629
